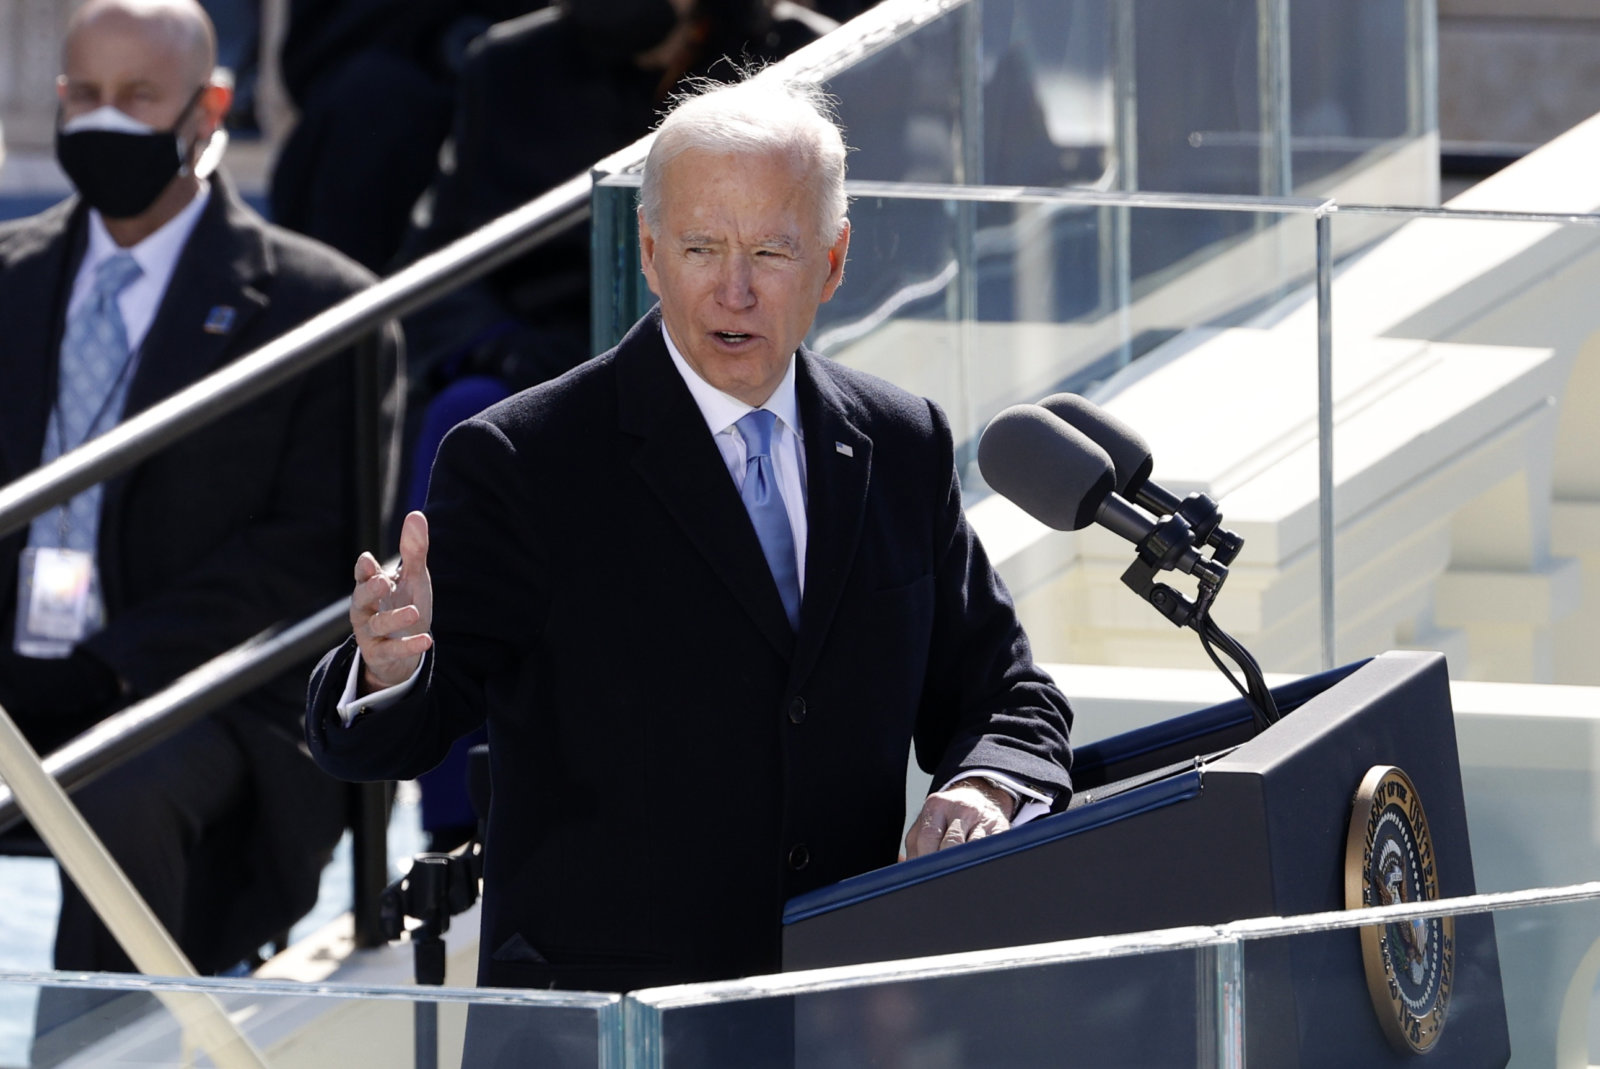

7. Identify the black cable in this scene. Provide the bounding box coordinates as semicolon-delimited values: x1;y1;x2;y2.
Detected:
1197;613;1279;733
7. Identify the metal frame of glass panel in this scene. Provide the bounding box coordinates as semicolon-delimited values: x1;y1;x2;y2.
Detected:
623;880;1600;1068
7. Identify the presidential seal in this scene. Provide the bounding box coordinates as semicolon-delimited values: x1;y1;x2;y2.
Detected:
1345;765;1454;1054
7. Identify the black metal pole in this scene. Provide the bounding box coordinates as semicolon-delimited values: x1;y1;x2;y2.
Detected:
414;998;438;1069
406;855;451;1069
350;333;392;950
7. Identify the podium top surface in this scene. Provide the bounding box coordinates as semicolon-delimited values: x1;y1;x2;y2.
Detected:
784;656;1380;927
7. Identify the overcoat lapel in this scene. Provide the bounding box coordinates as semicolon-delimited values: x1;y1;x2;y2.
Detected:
0;199;85;483
790;350;871;688
617;311;797;660
98;178;272;588
101;179;271;528
121;179;271;422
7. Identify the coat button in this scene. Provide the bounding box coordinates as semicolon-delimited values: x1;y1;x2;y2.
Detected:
788;696;807;724
788;844;810;870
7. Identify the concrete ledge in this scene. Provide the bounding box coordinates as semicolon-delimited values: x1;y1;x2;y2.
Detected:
1434;557;1584;626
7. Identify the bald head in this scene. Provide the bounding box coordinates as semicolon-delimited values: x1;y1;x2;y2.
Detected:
56;0;232;238
58;0;227;138
64;0;217;89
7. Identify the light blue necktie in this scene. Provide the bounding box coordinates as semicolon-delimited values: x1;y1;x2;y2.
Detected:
734;409;802;631
29;250;144;569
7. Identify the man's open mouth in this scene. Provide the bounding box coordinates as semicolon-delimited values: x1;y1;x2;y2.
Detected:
714;331;752;343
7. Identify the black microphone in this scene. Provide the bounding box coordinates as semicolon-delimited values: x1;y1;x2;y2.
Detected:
977;405;1222;582
1035;392;1153;496
1038;392;1243;565
983;404;1272;729
977;404;1113;532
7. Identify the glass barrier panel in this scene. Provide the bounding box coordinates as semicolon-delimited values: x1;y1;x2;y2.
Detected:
1327;207;1600;686
629;940;1241;1069
1288;0;1436;205
826;4;974;186
820;0;1432;204
0;971;620;1069
1247;893;1600;1068
1458;699;1600;903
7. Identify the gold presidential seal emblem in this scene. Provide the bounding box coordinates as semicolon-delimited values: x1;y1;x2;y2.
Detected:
1345;765;1454;1054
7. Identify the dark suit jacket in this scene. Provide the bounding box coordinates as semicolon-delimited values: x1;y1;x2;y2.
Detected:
0;176;402;962
308;308;1071;992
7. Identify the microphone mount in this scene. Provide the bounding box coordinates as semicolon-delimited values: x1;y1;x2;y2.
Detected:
1130;483;1243;568
1093;475;1278;732
1116;506;1225;631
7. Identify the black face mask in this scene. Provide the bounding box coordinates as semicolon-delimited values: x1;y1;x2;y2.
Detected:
55;89;204;220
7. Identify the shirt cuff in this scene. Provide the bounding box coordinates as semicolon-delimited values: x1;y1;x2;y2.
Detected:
334;650;425;726
943;769;1054;827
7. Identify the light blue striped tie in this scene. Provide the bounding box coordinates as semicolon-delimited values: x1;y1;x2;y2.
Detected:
734;410;801;631
29;251;143;580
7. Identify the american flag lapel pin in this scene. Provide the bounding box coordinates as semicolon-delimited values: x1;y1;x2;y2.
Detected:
203;306;236;334
835;442;854;457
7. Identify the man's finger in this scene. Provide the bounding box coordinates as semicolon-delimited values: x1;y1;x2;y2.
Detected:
361;632;433;690
353;551;383;584
907;813;942;859
940;816;966;850
370;632;433;665
368;604;422;638
351;572;397;615
399;511;429;573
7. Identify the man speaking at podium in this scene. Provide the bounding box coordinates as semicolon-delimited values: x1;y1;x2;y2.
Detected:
308;76;1073;993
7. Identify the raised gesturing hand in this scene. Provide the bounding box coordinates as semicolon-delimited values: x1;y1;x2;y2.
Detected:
350;510;434;693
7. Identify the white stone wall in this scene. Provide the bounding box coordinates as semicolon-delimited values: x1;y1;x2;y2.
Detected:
0;0;71;153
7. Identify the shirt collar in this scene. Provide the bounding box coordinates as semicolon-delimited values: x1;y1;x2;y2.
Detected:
84;179;211;281
660;318;803;441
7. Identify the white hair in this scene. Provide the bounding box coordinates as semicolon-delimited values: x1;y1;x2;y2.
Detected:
640;77;849;248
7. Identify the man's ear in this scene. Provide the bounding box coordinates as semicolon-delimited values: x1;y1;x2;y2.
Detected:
197;82;233;138
820;220;850;302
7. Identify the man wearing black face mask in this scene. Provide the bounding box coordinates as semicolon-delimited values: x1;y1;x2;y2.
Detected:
0;0;401;1015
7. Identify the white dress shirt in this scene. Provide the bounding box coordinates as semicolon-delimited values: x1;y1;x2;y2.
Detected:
660;325;808;592
70;180;212;354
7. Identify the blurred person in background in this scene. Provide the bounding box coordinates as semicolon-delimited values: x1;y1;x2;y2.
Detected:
0;0;400;1052
269;0;544;273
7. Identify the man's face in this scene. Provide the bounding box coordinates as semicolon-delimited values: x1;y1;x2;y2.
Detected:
58;8;208;135
639;147;850;407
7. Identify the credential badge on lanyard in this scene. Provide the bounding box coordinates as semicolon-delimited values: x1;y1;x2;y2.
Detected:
14;546;96;658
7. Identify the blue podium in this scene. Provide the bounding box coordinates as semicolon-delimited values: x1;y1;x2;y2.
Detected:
782;651;1509;1067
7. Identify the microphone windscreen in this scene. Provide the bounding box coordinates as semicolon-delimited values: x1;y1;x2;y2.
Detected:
1038;393;1154;495
978;405;1116;531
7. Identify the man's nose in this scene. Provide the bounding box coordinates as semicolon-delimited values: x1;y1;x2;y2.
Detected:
715;255;756;309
